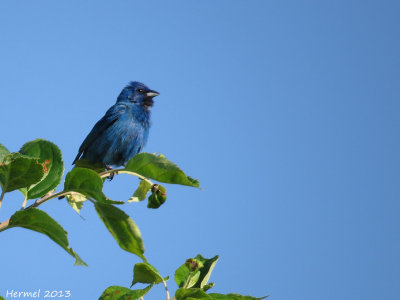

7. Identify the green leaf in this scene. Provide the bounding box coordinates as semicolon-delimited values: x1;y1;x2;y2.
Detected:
99;284;153;300
202;282;215;292
147;184;167;209
207;293;268;300
95;202;145;260
6;208;87;266
128;180;152;202
0;153;44;193
175;260;201;289
131;262;167;286
175;289;268;300
19;139;64;199
64;168;105;201
0;296;5;300
64;168;123;204
66;193;87;215
74;158;106;173
0;144;10;162
125;153;200;187
175;288;210;299
175;255;219;289
194;255;219;288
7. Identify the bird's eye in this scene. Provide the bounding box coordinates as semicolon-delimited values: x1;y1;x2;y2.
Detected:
137;89;144;93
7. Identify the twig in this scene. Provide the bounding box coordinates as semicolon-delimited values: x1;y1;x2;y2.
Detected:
99;169;154;186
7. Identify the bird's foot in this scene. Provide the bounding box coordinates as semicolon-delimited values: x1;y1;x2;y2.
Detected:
104;164;117;181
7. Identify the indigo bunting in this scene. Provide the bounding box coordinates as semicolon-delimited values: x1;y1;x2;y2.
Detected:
73;81;159;168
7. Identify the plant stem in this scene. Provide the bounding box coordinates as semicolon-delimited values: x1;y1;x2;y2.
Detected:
162;279;170;300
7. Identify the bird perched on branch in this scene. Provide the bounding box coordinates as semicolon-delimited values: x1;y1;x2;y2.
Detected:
73;81;159;169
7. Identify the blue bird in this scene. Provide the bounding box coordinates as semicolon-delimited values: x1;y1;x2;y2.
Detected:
73;81;159;169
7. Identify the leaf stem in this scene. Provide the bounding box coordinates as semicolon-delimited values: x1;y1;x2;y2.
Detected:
162;279;170;300
0;190;5;209
21;196;28;209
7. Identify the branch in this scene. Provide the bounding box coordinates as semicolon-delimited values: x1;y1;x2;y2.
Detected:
99;168;154;186
0;167;150;231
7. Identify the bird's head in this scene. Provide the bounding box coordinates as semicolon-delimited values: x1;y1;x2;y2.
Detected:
117;81;159;110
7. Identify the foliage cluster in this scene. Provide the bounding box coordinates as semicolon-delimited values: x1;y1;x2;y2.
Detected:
0;139;266;299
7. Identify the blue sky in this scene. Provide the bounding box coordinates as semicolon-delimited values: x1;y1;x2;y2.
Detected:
0;1;399;299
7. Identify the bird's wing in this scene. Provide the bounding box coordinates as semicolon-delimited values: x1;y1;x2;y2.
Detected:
72;104;127;164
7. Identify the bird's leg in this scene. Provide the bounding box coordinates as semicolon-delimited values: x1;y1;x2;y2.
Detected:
104;164;116;181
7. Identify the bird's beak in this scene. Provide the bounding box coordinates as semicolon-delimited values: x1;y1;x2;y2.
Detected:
143;89;159;108
145;90;160;98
